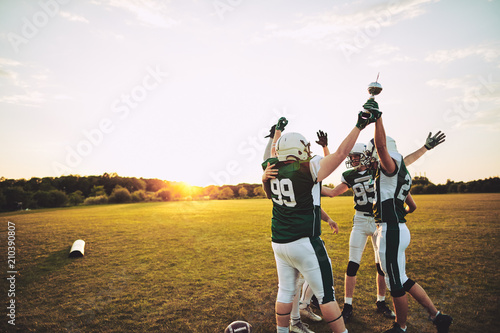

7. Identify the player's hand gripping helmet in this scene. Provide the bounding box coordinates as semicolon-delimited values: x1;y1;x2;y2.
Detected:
276;132;311;162
345;143;368;169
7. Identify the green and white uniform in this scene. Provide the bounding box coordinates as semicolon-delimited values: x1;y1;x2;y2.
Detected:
342;168;376;215
373;151;412;296
263;156;322;243
341;168;379;265
262;155;336;304
373;152;412;223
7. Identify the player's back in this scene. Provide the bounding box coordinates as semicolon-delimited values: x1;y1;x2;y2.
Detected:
262;156;322;243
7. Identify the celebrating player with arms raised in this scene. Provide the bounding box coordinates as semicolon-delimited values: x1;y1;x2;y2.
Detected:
262;113;374;333
364;99;453;333
316;128;446;324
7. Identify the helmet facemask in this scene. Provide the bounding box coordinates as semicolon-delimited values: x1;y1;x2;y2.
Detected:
345;143;368;169
345;153;369;169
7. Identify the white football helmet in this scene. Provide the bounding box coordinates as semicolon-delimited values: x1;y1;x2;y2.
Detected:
386;136;398;153
345;143;368;169
366;136;398;161
276;132;311;161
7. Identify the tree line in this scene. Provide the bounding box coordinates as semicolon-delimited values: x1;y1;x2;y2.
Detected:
0;173;498;212
0;173;267;212
410;176;500;194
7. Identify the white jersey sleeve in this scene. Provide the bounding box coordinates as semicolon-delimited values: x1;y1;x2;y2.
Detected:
309;155;323;182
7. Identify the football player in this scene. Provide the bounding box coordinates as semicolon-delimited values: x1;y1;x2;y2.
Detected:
263;121;333;333
317;129;446;323
366;99;453;333
262;112;373;333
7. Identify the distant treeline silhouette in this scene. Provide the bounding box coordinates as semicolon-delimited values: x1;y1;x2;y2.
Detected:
0;173;498;212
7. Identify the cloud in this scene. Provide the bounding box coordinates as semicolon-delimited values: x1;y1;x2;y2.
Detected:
427;74;499;100
0;57;22;67
92;0;180;28
0;91;45;107
456;107;500;130
365;43;418;67
0;59;54;107
59;11;90;23
427;77;467;89
0;58;27;88
251;0;438;50
438;74;500;129
426;43;500;64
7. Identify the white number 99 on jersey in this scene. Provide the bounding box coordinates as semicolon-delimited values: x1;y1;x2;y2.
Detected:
270;178;297;207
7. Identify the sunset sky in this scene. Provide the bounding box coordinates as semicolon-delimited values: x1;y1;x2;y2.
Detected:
1;0;499;187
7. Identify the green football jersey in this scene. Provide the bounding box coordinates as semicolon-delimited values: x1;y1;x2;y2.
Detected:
262;156;322;243
373;152;412;223
341;168;376;214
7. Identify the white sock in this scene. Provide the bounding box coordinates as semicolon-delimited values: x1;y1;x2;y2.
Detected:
341;329;348;333
432;311;441;320
277;326;289;333
290;317;300;325
344;297;353;305
377;295;385;302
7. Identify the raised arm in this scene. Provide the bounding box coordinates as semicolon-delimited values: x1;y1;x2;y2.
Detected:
315;130;331;156
367;98;396;174
317;127;360;182
403;146;427;166
404;131;446;166
317;112;370;182
270;117;288;158
263;125;276;161
321;183;349;198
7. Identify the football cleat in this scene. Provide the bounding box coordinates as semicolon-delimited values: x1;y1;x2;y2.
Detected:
341;303;353;322
300;304;322;322
376;300;396;319
432;312;453;333
290;320;315;333
383;322;406;333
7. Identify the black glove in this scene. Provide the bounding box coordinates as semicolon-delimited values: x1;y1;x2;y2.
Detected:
315;130;328;147
276;117;288;131
265;124;276;138
356;111;370;130
424;131;446;150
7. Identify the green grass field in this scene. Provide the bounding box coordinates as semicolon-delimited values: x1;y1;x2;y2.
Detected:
1;193;499;332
